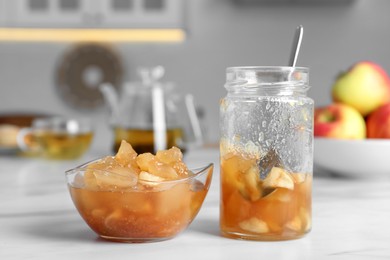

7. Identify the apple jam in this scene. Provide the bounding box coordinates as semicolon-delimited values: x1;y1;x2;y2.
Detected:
220;66;313;240
69;181;208;241
66;141;212;242
220;149;312;241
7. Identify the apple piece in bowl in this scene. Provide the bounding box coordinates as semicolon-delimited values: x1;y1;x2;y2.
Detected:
65;140;213;243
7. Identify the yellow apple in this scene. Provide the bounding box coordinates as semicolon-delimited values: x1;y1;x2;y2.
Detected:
314;103;366;139
332;61;390;117
366;103;390;139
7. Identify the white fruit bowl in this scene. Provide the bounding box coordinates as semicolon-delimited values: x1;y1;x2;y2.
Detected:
314;138;390;178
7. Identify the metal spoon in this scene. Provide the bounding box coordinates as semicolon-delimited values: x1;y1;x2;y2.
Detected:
258;26;304;195
289;25;304;67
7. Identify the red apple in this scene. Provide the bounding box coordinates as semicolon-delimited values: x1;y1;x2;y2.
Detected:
314;103;366;139
332;61;390;117
366;103;390;138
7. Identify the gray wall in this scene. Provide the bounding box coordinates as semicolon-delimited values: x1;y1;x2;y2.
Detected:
1;0;390;151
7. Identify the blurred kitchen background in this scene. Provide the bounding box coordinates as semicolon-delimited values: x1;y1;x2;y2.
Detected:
1;0;390;152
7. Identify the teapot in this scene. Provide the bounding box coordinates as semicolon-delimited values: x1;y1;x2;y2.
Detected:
100;66;202;154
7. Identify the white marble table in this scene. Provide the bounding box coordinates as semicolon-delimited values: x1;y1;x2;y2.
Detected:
1;148;390;260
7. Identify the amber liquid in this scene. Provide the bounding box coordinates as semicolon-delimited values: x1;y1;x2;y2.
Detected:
220;152;312;241
35;131;93;159
113;128;185;154
69;183;207;241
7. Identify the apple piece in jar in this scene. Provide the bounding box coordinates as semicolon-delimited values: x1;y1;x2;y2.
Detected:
240;166;262;201
285;215;303;232
221;152;258;197
263;167;294;191
291;172;307;184
239;217;269;234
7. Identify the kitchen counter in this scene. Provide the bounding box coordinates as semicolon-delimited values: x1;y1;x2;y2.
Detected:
1;148;390;260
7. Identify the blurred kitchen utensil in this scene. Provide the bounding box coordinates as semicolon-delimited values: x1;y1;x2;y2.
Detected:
56;43;123;110
100;66;203;154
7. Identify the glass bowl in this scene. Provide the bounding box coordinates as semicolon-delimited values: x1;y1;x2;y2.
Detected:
65;159;213;243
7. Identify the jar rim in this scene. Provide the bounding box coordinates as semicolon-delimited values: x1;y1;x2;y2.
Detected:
225;66;310;94
226;66;309;72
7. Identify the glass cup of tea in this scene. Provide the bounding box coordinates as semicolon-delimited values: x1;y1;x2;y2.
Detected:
17;117;93;160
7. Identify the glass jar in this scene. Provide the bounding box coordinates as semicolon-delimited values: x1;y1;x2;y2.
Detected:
219;66;313;241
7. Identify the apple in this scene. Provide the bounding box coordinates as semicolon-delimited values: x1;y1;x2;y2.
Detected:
366;103;390;138
314;103;366;139
332;61;390;117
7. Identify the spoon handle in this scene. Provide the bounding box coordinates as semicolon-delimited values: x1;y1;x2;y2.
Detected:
289;25;304;67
